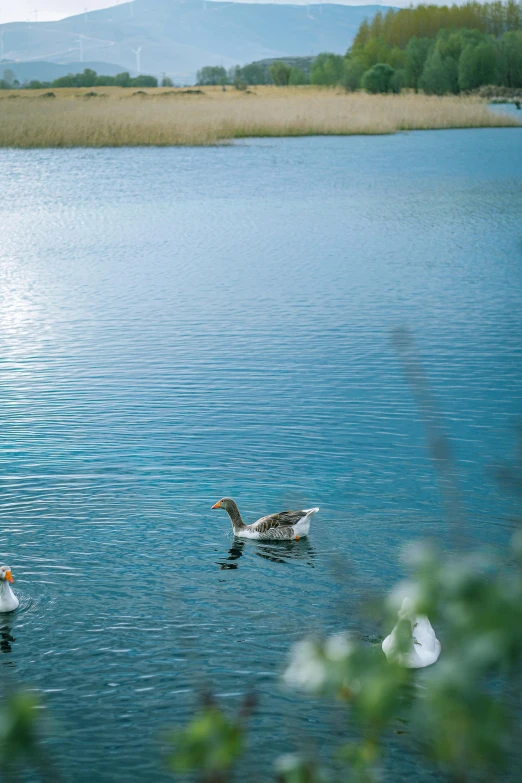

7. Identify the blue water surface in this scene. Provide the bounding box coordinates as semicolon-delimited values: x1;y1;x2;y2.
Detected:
1;128;521;781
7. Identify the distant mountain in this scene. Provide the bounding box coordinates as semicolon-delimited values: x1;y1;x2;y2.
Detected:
0;60;131;84
253;55;316;77
0;1;386;85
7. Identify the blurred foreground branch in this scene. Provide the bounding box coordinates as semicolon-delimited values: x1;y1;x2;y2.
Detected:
0;691;61;782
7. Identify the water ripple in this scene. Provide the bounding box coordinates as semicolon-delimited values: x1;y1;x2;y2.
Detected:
0;131;521;782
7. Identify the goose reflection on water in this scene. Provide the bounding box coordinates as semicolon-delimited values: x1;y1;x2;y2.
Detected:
0;619;15;654
217;537;315;570
218;540;245;570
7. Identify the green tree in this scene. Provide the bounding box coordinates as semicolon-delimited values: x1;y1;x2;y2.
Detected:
269;61;291;86
77;68;97;87
228;66;247;90
444;55;460;93
310;52;344;86
436;28;468;61
389;46;407;69
161;75;174;87
390;67;407;93
406;36;432;91
362;62;395;93
489;0;507;36
498;29;522;86
196;66;228;86
288;66;308;85
348;3;522;94
352;36;393;71
51;74;77;88
241;62;268;85
95;75;115;86
370;10;384;39
26;80;51;89
420;49;459;94
351;1;522;53
352;17;371;49
132;74;158;87
458;39;498;89
342;57;365;91
114;71;132;87
505;0;522;30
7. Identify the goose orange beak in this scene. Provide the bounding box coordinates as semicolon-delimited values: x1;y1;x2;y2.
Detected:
5;571;13;583
211;501;221;509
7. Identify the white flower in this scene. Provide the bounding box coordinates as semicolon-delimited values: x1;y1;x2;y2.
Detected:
275;754;301;774
325;632;353;661
283;640;326;691
387;580;419;615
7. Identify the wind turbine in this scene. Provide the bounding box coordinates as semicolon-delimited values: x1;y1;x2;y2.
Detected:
130;0;135;19
33;9;39;22
132;45;142;73
0;31;4;60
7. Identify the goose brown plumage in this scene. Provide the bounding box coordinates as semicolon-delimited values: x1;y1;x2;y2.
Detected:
211;497;319;540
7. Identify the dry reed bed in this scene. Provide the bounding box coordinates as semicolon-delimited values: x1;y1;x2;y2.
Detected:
0;87;519;147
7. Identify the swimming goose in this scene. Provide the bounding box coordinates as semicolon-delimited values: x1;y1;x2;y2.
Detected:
0;566;19;613
211;498;319;540
382;597;440;668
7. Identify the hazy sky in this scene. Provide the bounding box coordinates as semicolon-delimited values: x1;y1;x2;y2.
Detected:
0;0;465;26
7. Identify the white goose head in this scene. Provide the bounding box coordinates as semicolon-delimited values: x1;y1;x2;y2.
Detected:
0;565;14;584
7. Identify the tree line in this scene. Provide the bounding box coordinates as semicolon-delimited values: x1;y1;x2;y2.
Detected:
197;2;522;95
0;68;171;90
346;1;522;93
196;55;361;88
3;2;521;96
353;0;522;50
196;61;308;87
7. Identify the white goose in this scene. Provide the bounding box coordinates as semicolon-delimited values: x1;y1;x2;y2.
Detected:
0;565;19;613
382;597;441;668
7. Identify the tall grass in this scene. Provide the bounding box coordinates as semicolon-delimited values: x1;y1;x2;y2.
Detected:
0;86;519;147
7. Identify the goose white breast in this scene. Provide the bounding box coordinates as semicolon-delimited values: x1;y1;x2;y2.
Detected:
382;597;441;669
0;565;19;613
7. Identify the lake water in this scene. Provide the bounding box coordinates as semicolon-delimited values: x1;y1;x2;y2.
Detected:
1;128;521;781
488;101;522;119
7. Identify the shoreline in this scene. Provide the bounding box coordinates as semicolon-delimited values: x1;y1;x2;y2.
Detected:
0;87;519;148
